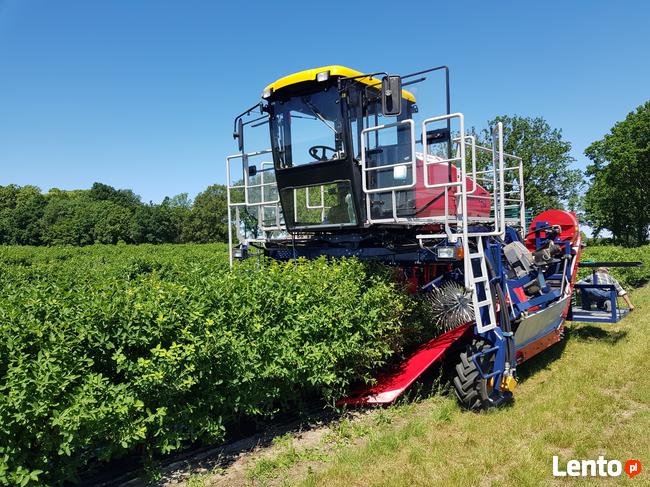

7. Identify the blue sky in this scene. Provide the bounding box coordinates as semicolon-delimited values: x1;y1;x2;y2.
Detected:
0;0;648;203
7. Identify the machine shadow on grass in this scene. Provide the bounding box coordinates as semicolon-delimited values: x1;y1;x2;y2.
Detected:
515;336;569;384
515;324;628;384
568;325;628;344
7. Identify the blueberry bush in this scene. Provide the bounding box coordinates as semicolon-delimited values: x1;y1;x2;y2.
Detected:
0;244;417;485
581;243;650;289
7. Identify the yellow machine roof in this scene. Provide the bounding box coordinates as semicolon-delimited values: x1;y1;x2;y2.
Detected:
263;65;416;103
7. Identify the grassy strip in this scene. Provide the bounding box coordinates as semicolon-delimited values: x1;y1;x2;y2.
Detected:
294;285;650;486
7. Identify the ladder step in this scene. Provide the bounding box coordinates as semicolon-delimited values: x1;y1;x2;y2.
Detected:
473;276;488;284
476;299;493;307
468;252;483;258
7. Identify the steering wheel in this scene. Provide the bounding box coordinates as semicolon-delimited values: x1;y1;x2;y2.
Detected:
309;145;337;161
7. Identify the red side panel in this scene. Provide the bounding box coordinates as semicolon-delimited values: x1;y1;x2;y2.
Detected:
414;155;492;219
337;324;470;406
512;287;527;302
525;209;579;251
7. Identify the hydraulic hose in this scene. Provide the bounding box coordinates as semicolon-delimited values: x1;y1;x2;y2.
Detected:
482;247;516;375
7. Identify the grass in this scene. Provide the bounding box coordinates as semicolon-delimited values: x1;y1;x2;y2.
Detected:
295;285;650;486
224;285;650;486
246;446;325;483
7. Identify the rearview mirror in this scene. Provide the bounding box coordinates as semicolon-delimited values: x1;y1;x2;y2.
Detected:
381;75;402;117
235;118;244;152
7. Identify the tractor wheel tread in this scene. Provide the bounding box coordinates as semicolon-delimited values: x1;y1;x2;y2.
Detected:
456;368;479;388
460;353;472;369
452;338;510;411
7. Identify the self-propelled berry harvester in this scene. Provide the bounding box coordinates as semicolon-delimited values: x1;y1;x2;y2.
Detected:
226;65;629;410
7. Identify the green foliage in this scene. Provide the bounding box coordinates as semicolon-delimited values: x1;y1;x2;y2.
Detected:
0;245;418;485
0;185;46;245
130;203;176;244
584;101;650;246
182;184;229;243
581;243;650;289
88;182;141;208
477;115;583;213
0;182;229;246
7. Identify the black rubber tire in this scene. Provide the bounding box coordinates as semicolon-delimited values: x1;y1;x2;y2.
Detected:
453;339;512;411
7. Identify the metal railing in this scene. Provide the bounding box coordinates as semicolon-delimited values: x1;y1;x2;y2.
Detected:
226;150;285;266
302;185;329;222
225;113;527;267
360;119;417;225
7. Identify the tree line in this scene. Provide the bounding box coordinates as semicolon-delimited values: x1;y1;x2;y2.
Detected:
0;182;228;245
449;107;650;247
1;105;648;247
583;101;650;246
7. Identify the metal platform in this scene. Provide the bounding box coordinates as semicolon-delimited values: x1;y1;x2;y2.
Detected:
570;307;630;324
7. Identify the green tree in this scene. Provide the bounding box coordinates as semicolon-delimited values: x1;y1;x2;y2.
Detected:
40;189;96;246
0;185;46;245
167;193;192;242
184;184;228;242
129;204;175;244
88;182;141;207
584;101;650;246
0;182;230;246
40;188;136;246
481;115;583;213
92;201;133;244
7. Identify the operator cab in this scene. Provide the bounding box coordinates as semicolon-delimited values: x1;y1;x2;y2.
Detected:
257;66;417;231
228;64;523;267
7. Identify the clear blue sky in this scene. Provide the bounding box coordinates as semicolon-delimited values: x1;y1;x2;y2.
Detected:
1;0;648;203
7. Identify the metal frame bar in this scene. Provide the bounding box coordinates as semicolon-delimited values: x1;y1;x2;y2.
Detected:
360;119;417;194
226;152;288;267
242;150;278;206
421;113;466;242
228;113;527;268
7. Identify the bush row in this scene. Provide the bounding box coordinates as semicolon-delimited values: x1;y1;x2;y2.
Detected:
0;245;418;485
581;243;650;289
2;242;645;485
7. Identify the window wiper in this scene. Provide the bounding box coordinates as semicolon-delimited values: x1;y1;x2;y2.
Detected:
289;114;317;121
302;97;337;134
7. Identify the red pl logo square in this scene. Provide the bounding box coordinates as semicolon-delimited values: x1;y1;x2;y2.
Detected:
625;460;642;478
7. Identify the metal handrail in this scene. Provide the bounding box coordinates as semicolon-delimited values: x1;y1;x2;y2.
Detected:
242;150;279;207
227;112;528;267
360;119;417;194
226;151;287;266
